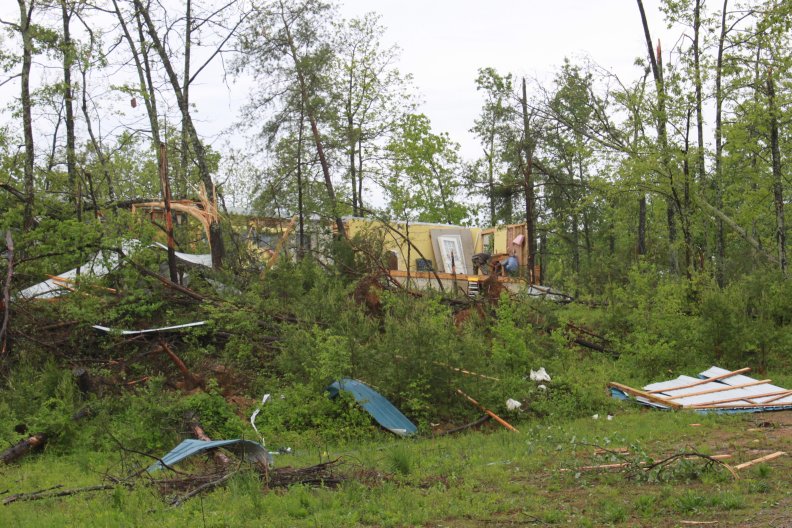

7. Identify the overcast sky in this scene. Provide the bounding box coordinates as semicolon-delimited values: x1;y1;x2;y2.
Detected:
331;0;674;158
0;1;677;177
186;0;676;162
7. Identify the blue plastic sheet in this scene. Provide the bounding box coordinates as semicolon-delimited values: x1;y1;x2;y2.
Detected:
328;379;417;436
148;439;270;472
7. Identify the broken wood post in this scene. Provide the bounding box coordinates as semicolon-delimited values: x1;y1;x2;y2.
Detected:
186;415;231;469
455;388;519;432
160;340;202;389
1;433;47;465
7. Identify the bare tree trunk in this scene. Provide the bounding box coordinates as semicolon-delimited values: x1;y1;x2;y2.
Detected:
133;0;226;265
18;0;35;231
571;213;580;273
682;109;693;276
180;0;192;198
767;70;786;276
297;100;305;258
713;0;728;286
693;0;706;184
1;231;13;356
638;197;647;256
695;192;778;266
60;1;77;214
521;78;536;283
159;144;179;283
348;113;358;216
636;0;678;274
486;133;496;225
273;5;346;238
357;138;364;214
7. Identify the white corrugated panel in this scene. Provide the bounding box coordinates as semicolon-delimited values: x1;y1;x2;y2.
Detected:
639;366;792;408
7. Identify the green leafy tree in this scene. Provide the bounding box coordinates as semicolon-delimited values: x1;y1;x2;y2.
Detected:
385;113;469;224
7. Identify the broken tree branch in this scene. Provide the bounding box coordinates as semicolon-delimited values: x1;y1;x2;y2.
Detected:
456;388;518;432
3;484;116;505
1;433;47;465
159;340;202;389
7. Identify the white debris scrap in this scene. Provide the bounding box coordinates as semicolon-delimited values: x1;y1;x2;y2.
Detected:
506;398;522;411
530;367;551;383
249;394;271;440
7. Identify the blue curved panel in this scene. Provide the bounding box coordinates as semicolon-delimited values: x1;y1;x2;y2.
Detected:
328;379;417;436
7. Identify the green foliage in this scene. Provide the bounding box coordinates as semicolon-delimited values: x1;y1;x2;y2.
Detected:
491;293;535;371
385;113;470;224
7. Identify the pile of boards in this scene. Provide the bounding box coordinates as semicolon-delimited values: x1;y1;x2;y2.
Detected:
609;366;792;413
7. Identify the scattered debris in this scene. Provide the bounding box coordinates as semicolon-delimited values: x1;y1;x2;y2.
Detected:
249;393;271;440
562;450;737;480
456;388;518;432
147;439;271;473
529;367;551;382
17;245;131;300
152;242;212;267
434;414;491;436
506;398;522;411
609;366;792;412
327;379;417;436
92;321;207;335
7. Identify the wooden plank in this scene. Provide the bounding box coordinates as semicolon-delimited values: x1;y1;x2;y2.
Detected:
691;401;792;410
734;451;786;471
759;390;792;404
456;389;518;432
646;368;751;394
686;389;792;408
665;379;772;400
608;382;683;409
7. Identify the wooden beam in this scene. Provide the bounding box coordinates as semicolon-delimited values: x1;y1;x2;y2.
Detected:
687;389;792;407
646;368;751;394
456;388;518;432
759;390;792;404
734;451;786;471
608;382;683;409
665;379;772;400
691;401;792;410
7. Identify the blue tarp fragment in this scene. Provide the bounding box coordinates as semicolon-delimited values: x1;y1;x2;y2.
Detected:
148;439;270;472
327;378;417;436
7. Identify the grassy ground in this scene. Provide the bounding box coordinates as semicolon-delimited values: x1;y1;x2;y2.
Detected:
1;408;790;527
